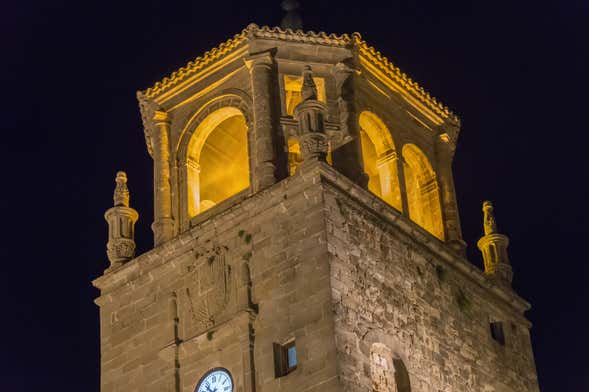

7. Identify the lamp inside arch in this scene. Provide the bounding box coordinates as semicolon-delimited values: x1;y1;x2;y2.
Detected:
402;143;444;240
186;107;250;217
358;111;402;212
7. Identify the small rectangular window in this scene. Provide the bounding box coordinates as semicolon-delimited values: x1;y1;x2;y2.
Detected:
274;340;297;377
490;321;505;345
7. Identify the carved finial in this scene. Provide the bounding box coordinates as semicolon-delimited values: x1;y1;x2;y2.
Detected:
477;201;512;286
482;200;497;235
105;171;139;269
114;171;130;207
301;65;317;101
292;65;328;169
281;0;302;30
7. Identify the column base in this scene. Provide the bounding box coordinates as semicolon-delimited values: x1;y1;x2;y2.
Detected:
448;239;467;257
152;218;175;246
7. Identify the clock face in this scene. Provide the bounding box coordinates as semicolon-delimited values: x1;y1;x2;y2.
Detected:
196;368;233;392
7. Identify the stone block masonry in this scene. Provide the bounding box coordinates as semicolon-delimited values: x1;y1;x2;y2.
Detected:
95;162;539;392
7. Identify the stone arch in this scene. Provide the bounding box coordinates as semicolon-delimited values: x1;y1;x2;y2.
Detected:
402;143;444;240
370;343;412;392
359;329;413;392
358;111;402;211
177;92;252;160
177;94;253;218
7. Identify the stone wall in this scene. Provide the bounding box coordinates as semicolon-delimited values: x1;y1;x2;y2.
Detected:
94;165;341;392
324;177;539;392
95;163;539;392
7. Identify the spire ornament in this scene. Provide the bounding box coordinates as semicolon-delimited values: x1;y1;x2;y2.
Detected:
280;0;303;30
301;65;317;101
477;201;513;286
105;171;139;269
293;65;329;168
113;171;130;207
483;200;498;235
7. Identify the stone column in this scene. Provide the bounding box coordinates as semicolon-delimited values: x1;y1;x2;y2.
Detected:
152;110;175;245
332;62;368;187
376;150;403;212
396;155;410;215
435;133;466;254
245;51;278;191
185;158;200;217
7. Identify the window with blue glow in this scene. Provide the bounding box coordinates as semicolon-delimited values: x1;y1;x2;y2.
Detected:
273;340;297;377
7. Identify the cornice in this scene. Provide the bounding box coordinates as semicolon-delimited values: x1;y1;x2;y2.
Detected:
245;23;353;47
142;30;249;99
354;36;460;126
95;161;530;325
139;24;460;127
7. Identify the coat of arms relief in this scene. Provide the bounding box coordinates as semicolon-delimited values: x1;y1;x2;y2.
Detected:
181;242;234;335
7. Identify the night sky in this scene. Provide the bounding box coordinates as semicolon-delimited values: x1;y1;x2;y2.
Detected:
2;0;587;390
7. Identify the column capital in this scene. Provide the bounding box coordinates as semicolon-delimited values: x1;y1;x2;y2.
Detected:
153;109;171;126
244;50;275;72
186;157;201;172
436;124;459;156
376;150;398;168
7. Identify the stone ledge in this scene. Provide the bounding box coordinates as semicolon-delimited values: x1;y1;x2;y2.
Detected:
94;161;531;323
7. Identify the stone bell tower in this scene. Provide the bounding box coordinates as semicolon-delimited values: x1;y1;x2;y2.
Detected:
94;24;540;392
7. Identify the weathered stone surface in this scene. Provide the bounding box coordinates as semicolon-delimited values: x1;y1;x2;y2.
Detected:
97;25;539;392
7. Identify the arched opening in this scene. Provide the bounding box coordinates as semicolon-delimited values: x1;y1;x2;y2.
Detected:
402;144;444;240
186;107;250;217
370;343;411;392
392;358;411;392
359;111;402;211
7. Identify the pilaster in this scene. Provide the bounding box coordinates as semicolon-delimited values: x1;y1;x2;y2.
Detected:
331;61;368;187
435;132;466;255
245;51;279;192
375;150;403;212
152;109;175;245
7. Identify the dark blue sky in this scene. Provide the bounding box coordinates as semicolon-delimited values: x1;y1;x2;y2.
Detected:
1;0;587;390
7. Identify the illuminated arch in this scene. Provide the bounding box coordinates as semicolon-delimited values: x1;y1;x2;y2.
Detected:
402;144;444;239
179;96;252;218
358;111;402;211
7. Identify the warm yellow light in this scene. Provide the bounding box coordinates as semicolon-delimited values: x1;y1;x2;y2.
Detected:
402;144;444;240
358;111;402;212
360;129;382;196
283;75;326;115
287;138;302;176
186;108;250;217
288;138;332;175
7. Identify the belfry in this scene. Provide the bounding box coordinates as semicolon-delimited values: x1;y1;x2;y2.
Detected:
94;24;540;392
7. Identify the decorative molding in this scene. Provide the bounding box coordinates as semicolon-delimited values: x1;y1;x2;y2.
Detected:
245;23;353;47
354;37;460;125
138;24;459;134
142;32;248;99
183;243;234;334
175;92;253;163
137;91;157;158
